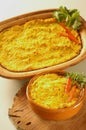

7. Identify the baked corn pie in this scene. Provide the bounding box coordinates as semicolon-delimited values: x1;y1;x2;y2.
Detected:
0;18;81;72
29;72;82;109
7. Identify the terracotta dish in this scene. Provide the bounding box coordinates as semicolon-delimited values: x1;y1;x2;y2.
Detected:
0;9;86;79
26;70;86;120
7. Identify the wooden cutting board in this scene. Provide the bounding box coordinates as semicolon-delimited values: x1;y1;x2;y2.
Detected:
8;85;86;130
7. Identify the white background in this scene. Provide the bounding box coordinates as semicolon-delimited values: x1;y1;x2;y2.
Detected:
0;0;86;129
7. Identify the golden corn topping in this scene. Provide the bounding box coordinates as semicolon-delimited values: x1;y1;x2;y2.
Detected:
30;73;81;109
0;18;81;71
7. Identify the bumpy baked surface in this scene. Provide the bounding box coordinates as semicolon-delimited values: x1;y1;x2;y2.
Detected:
30;73;80;109
0;18;81;71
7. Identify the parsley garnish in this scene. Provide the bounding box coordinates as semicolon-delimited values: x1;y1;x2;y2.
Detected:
53;6;82;30
65;72;86;88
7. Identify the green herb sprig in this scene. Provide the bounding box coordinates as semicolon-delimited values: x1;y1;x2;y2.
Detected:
53;6;82;30
65;72;86;88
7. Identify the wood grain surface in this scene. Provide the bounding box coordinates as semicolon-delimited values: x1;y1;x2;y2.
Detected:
8;85;86;130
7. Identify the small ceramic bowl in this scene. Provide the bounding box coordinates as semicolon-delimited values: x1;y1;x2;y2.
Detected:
26;71;86;120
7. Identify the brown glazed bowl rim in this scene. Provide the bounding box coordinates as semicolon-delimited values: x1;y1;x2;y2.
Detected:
26;70;86;113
